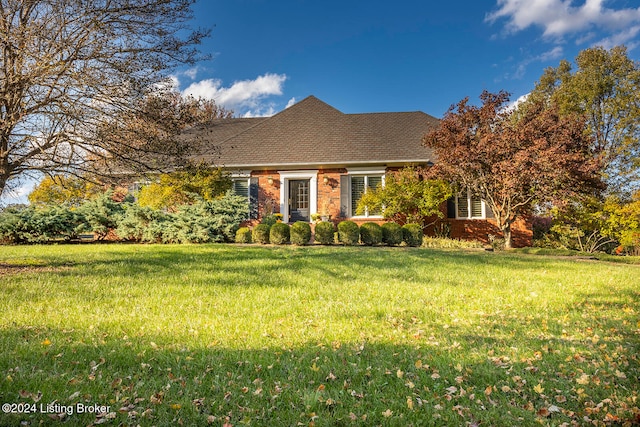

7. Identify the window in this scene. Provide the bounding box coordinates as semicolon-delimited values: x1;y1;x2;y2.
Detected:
349;174;383;217
231;176;259;219
232;178;249;199
455;190;492;219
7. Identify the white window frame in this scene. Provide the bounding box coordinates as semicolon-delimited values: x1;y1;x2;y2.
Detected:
347;167;386;218
278;170;318;223
455;190;489;219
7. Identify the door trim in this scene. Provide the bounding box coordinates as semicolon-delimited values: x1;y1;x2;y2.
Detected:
278;170;318;222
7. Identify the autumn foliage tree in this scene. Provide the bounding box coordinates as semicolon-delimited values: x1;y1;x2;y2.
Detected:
28;175;101;208
136;164;231;211
0;0;210;198
528;46;640;191
423;91;601;248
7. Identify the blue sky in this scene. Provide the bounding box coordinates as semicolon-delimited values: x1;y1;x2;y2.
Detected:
3;0;640;204
175;0;640;117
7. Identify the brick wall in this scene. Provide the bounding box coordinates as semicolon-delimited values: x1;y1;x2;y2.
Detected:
317;168;346;219
244;168;533;248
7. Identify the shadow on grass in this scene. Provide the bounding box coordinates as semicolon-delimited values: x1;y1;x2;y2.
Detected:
3;244;612;289
1;324;638;427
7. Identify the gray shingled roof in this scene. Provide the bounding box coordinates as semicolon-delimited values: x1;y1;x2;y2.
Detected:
186;96;438;169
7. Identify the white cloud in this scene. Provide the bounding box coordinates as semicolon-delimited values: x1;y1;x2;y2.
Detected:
181;73;287;116
501;46;564;80
182;67;199;80
506;92;530;111
596;25;640;50
0;177;38;206
487;0;640;40
285;97;297;108
537;46;564;61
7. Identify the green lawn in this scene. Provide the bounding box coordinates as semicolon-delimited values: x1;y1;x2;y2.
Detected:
0;244;638;426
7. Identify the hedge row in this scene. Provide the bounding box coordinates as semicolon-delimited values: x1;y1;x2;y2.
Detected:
0;192;249;244
235;221;423;247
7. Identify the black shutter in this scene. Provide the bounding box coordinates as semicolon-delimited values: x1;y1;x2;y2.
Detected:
340;175;350;218
446;197;456;219
249;177;259;219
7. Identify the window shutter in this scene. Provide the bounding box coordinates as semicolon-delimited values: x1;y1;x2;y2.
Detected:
446;197;456;219
340;175;350;218
249;177;259;219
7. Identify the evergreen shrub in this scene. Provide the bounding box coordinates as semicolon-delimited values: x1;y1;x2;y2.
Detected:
235;227;252;243
359;222;382;246
381;222;403;246
290;221;311;245
314;221;335;245
252;224;271;244
270;222;290;245
338;221;360;245
402;223;423;247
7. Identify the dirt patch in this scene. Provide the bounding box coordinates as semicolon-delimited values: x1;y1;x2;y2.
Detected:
0;263;73;276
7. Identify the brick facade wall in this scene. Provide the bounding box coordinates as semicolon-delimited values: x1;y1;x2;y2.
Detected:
317;168;346;219
244;168;533;248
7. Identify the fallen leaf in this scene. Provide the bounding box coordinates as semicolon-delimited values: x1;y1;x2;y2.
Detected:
382;409;392;418
615;370;627;379
575;373;590;385
533;383;544;394
537;408;550;417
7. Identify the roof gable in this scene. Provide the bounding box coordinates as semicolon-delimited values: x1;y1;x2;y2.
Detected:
191;95;438;168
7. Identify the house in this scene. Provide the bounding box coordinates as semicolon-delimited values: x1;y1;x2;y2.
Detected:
185;96;532;247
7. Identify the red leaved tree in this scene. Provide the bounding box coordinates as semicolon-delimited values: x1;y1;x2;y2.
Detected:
423;91;602;248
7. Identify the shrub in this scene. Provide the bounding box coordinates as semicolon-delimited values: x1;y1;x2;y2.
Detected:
235;227;252;243
381;222;403;246
76;191;124;240
290;221;311;245
0;206;83;244
402;223;423;247
314;221;335;245
169;194;248;243
116;204;166;242
252;224;271;244
488;234;506;251
261;214;278;226
270;222;290;245
338;221;360;245
422;237;485;249
359;222;382;246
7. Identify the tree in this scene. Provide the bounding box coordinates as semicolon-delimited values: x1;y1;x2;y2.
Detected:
0;0;210;198
355;166;452;229
423;91;601;249
137;164;231;211
28;175;101;208
93;91;232;180
528;46;640;191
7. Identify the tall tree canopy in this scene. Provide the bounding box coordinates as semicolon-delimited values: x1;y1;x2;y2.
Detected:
0;0;210;198
528;46;640;191
423;91;601;248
